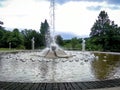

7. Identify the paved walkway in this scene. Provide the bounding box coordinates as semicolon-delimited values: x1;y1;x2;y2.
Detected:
0;79;120;90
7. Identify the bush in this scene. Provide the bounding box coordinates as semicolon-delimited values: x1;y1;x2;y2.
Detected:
16;45;25;49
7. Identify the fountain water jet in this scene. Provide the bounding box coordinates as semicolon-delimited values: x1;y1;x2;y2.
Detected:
40;0;70;59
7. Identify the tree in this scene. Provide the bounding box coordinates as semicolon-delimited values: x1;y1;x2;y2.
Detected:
55;35;64;46
21;29;42;49
0;28;11;48
40;19;49;35
40;19;50;46
0;21;5;47
90;11;117;51
90;11;111;37
0;27;5;41
71;37;81;49
9;28;24;48
85;38;103;51
90;10;120;51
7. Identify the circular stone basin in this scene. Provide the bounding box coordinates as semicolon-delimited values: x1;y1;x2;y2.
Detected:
0;50;120;83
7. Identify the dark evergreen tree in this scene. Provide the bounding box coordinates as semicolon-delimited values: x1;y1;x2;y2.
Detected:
90;10;120;51
90;11;110;37
40;19;50;46
40;19;49;35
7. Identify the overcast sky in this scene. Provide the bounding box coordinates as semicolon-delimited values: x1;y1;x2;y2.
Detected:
0;0;120;37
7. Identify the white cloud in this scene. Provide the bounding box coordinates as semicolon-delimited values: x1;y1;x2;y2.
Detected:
0;0;120;37
0;0;50;30
55;1;100;37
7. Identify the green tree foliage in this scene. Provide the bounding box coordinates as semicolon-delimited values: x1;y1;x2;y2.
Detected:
63;37;82;50
0;22;6;47
86;38;103;51
90;10;120;52
0;19;49;49
71;37;80;49
21;29;42;49
0;27;11;48
63;39;72;49
55;35;64;46
10;28;24;48
90;11;110;37
0;28;24;49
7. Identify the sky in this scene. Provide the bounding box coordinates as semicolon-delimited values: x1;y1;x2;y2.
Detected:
0;0;120;38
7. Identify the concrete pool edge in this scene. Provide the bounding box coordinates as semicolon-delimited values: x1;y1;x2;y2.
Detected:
0;78;120;90
92;51;120;55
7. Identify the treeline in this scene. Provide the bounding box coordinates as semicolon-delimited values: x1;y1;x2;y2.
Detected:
0;11;120;52
0;19;66;50
0;20;83;50
0;20;49;49
63;11;119;52
0;27;40;49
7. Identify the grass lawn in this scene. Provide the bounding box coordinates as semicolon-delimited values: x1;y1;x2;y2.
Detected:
0;48;23;52
0;48;12;51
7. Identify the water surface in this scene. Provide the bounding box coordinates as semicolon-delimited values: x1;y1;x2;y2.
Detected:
0;51;120;82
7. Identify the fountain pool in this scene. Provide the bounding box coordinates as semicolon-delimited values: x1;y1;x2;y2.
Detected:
0;50;95;82
0;51;120;83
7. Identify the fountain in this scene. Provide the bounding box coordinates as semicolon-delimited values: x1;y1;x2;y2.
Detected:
0;0;96;82
39;0;70;59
